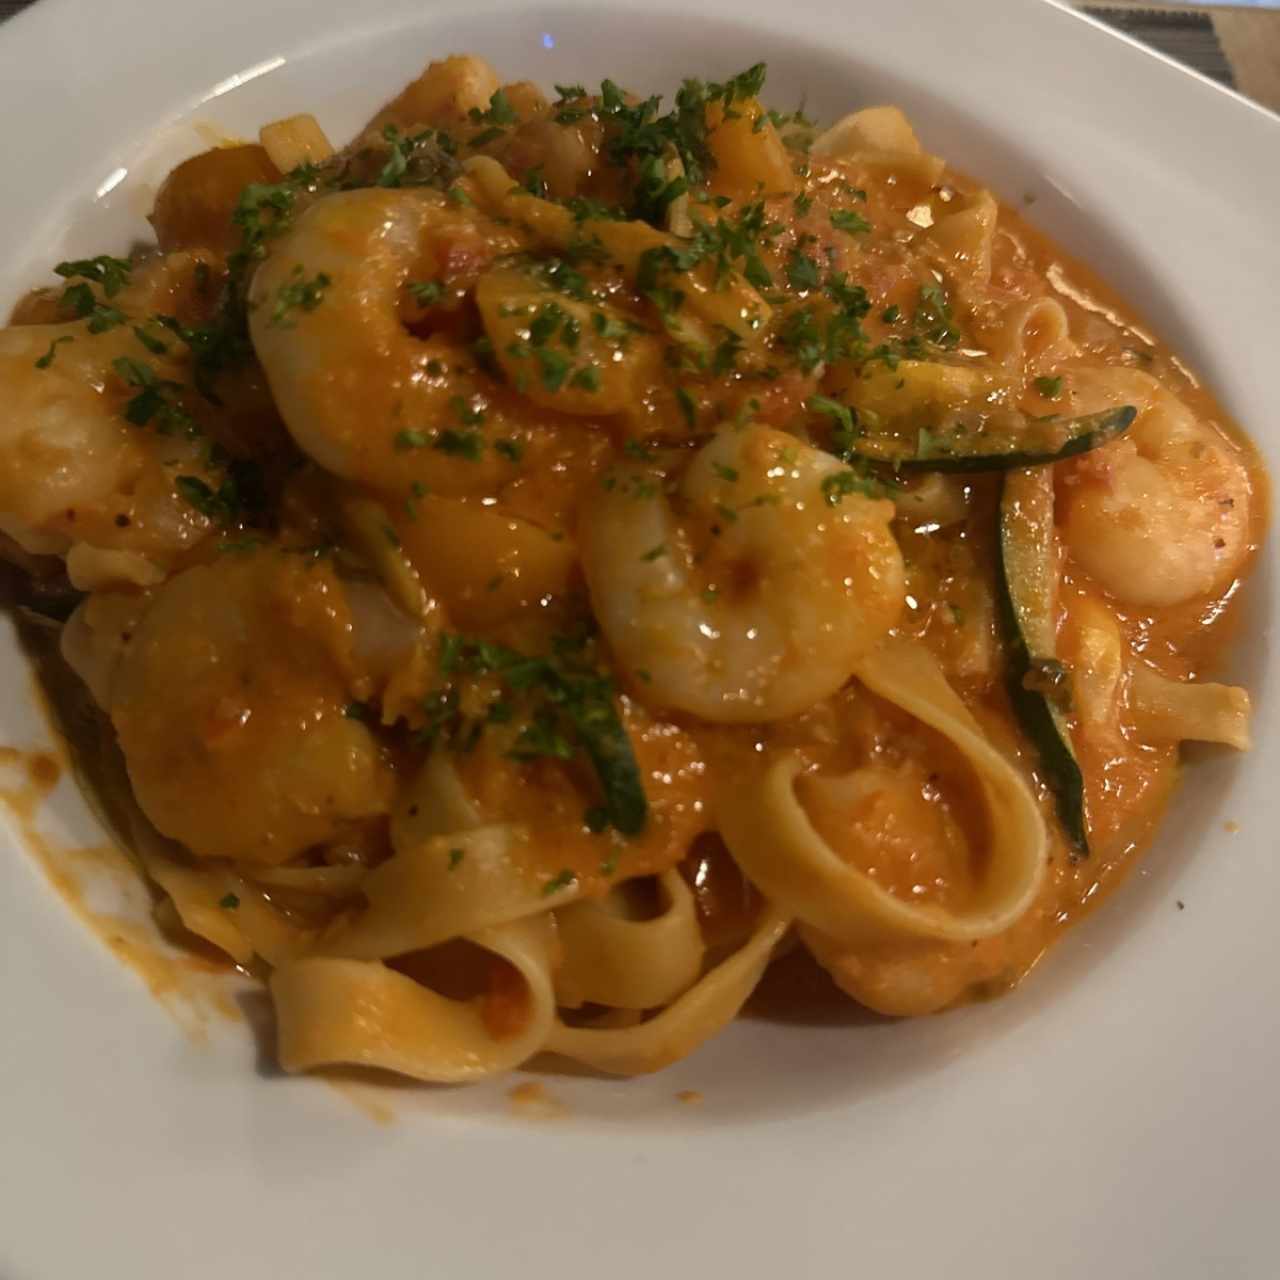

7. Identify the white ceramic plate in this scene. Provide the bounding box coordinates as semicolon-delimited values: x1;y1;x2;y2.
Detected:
1;1;1276;1276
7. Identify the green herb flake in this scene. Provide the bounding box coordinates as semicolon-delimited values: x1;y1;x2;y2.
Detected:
218;893;240;910
432;428;484;460
132;324;168;355
447;847;466;870
675;385;698;428
408;280;445;306
468;88;518;127
535;346;571;392
217;536;265;555
268;266;331;328
821;468;879;505
1034;375;1064;399
54;254;131;297
542;868;577;897
175;474;245;524
831;209;872;235
807;394;858;459
395;428;431;450
915;279;960;349
33;335;73;369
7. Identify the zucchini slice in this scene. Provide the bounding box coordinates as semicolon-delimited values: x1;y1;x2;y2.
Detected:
996;467;1088;854
851;404;1135;473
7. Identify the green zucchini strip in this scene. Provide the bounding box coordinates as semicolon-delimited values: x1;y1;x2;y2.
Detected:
852;404;1135;473
997;467;1089;854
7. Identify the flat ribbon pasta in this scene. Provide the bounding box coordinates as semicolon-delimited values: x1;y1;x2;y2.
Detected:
717;638;1046;945
391;751;485;845
554;870;703;1010
316;823;580;961
809;106;945;183
271;915;557;1083
146;857;318;967
546;908;790;1076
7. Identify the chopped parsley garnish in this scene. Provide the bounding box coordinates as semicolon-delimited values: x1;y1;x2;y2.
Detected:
427;632;648;836
408;279;445;306
268;266;331;328
881;304;901;323
915;279;960;349
374;123;459;189
794;192;813;216
807;394;859;459
675;385;698;428
54;254;131;296
632;154;689;226
217;536;265;554
778;272;870;372
521;167;548;198
494;438;524;462
542;868;577;897
395;428;430;450
641;543;667;561
1034;375;1064;399
58;281;126;333
111;357;196;436
33;335;73;369
785;250;821;292
586;65;770;218
569;364;601;392
176;474;243;524
535;346;571;392
821;468;880;505
131;324;168;355
433;428;484;460
218;893;240;910
343;701;373;721
830;209;872;235
468;88;518;127
447;847;466;870
534;257;593;301
449;395;486;426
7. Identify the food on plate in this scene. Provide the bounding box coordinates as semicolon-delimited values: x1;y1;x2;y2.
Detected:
1;54;1264;1081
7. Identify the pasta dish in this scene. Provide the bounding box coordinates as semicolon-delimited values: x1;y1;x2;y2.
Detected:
0;55;1265;1082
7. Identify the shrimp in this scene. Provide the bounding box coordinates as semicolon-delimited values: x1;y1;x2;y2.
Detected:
0;321;219;569
1060;368;1252;607
248;187;562;498
83;547;398;864
579;424;905;722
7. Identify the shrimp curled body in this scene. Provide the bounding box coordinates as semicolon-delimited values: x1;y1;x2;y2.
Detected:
0;323;214;568
67;549;396;864
248;188;526;497
1061;369;1252;607
580;424;905;722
